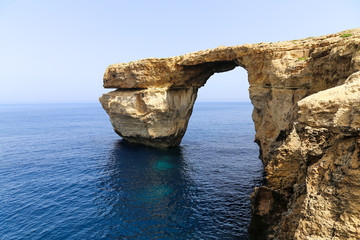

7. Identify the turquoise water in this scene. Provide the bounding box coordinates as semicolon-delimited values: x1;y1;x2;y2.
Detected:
0;102;263;239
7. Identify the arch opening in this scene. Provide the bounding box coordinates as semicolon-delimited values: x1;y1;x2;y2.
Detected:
180;67;264;237
196;66;249;102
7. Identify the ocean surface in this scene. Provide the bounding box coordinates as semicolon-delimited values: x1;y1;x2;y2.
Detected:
0;102;264;239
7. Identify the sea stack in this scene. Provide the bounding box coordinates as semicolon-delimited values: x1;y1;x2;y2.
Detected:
100;28;360;239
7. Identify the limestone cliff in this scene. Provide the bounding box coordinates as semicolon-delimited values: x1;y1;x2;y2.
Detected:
99;87;197;148
100;28;360;239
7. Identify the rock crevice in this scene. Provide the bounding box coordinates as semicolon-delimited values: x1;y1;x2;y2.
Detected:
100;28;360;239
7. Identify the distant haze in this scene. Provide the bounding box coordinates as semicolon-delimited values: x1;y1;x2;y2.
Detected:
1;0;359;103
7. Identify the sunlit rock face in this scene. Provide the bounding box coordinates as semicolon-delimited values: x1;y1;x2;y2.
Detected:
100;28;360;239
99;87;198;148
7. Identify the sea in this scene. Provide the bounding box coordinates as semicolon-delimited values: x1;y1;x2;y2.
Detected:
0;102;264;240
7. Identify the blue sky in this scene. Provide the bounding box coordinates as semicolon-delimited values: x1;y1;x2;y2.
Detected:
1;0;359;103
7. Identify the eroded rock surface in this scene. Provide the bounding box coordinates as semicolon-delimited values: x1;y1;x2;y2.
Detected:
100;87;197;148
100;28;360;239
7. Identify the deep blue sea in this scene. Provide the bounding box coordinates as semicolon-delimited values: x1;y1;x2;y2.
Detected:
0;102;263;239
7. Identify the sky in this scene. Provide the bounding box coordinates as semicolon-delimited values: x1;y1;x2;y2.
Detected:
0;0;359;103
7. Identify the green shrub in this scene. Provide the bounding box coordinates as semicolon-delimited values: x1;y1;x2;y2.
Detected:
341;33;352;38
297;57;308;61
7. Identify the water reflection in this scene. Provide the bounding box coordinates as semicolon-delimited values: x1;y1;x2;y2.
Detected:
94;140;196;239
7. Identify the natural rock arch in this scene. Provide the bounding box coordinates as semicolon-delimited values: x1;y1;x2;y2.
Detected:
100;28;360;239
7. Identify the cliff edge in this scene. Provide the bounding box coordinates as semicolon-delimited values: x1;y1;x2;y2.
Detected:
100;28;360;239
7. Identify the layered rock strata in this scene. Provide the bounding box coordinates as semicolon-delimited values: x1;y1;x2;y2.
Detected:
100;28;360;239
99;87;198;148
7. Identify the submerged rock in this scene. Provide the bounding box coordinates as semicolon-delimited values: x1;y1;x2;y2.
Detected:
100;28;360;239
